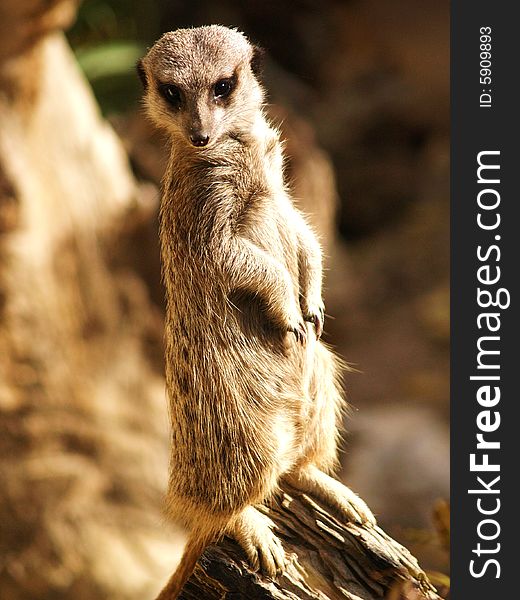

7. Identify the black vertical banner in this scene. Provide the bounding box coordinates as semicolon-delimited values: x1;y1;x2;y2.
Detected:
451;3;518;599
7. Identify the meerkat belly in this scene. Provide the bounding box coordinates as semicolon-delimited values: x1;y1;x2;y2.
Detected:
165;315;305;512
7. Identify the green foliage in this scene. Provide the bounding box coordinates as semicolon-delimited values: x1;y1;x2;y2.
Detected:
67;0;161;114
74;40;145;114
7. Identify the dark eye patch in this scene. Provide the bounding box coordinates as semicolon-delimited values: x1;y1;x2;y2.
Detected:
213;78;235;100
159;84;183;109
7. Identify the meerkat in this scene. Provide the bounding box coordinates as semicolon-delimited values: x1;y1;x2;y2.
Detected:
137;25;376;598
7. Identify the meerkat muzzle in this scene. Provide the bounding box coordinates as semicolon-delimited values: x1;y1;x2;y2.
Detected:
190;133;210;147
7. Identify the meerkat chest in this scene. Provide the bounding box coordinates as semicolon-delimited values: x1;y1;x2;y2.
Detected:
164;138;299;272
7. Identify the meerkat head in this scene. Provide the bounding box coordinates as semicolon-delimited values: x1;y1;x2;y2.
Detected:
137;26;264;149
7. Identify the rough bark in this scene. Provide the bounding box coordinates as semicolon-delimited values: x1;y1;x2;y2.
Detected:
172;482;440;600
0;2;176;598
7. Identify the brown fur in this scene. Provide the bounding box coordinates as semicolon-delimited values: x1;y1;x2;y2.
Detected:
138;25;375;598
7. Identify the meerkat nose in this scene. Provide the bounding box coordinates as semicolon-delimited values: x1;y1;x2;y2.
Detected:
190;133;209;147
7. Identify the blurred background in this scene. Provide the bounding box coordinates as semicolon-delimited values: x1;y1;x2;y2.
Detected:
0;0;449;598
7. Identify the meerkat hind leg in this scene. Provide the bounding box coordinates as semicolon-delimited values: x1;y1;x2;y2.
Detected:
285;464;376;526
227;505;286;577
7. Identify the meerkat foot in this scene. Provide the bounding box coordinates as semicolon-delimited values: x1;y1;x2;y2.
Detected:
285;464;376;526
228;506;286;578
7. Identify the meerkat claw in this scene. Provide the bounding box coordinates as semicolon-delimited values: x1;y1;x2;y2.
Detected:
231;507;286;579
304;305;325;339
290;321;307;345
336;490;377;526
305;311;323;339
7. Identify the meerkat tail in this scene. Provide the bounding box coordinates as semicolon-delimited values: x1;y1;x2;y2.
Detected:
155;532;212;600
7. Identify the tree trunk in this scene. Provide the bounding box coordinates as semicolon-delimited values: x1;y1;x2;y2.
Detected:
0;2;176;598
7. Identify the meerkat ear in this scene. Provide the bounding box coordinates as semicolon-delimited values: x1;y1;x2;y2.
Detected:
250;45;265;78
136;59;148;90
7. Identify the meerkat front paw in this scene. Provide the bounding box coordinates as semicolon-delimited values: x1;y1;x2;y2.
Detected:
300;295;325;340
303;303;325;339
289;319;307;345
228;506;286;578
279;297;307;345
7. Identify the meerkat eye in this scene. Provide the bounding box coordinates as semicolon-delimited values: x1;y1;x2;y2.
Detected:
160;84;182;108
214;78;234;99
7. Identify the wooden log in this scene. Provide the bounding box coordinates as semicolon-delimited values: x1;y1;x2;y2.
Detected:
169;482;441;600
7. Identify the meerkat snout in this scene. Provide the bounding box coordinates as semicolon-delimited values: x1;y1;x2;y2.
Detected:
190;133;209;147
137;26;265;148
